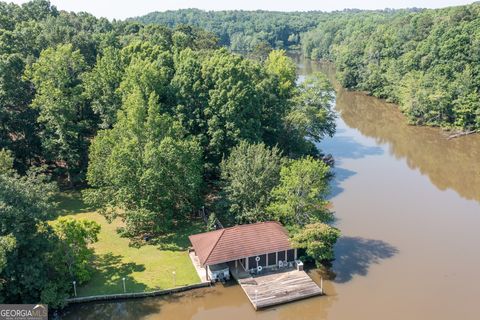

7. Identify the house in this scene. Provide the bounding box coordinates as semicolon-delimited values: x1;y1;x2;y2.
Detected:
189;221;298;281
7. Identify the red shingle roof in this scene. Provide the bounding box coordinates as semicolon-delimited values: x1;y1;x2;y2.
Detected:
189;221;292;266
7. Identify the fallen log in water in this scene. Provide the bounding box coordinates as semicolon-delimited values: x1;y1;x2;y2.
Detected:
447;130;477;140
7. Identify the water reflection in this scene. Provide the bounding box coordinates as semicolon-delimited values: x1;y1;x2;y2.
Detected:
335;87;480;203
294;53;480;203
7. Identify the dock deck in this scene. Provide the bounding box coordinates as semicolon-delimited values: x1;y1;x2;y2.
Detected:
230;264;323;309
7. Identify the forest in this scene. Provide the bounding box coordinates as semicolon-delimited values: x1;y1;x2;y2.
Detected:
302;4;480;131
0;0;338;307
132;9;329;51
139;5;480;131
3;0;479;309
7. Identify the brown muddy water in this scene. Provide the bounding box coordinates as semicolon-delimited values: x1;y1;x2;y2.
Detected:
61;56;480;320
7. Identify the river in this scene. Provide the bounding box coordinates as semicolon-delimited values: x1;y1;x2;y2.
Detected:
61;55;480;320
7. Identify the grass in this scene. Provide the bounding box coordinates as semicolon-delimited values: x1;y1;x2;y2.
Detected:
54;192;203;297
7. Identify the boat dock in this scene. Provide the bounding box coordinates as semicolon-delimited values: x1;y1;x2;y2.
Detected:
230;264;323;310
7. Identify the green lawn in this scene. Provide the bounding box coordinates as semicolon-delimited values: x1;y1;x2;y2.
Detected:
54;192;203;297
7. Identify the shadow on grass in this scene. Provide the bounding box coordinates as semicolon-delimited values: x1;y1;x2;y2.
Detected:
151;219;207;251
54;191;98;217
333;236;399;283
78;253;147;296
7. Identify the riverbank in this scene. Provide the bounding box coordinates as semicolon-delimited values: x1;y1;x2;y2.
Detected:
55;192;204;297
61;54;480;320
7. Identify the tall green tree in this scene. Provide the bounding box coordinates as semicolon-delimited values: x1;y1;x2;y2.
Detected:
0;53;39;172
84;89;203;240
52;217;100;284
287;73;336;142
219;141;282;224
264;49;297;98
26;44;91;185
201;49;263;167
268;156;332;226
83;47;125;129
171;48;208;141
291;222;341;266
0;151;69;307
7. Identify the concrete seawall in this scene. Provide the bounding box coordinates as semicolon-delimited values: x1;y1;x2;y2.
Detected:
65;281;211;304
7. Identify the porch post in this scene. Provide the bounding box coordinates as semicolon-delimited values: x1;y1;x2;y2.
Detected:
246;257;249;270
294;248;297;260
276;251;278;264
205;265;209;281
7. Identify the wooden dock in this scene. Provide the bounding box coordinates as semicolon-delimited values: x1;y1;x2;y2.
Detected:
230;265;323;310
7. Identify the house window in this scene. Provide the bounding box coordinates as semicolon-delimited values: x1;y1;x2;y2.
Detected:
278;250;286;262
267;252;276;266
287;249;295;261
258;254;267;267
248;256;256;269
249;255;267;268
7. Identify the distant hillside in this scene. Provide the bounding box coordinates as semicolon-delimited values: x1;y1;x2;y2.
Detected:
131;9;324;50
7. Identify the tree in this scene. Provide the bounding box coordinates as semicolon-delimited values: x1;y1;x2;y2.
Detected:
201;49;263;167
291;222;340;266
84;89;203;240
220;141;282;224
268;156;332;226
171;48;207;140
264;49;297;98
0;53;39;172
287;73;336;142
0;150;17;301
0;152;69;307
83;47;125;128
300;6;480;131
52;217;101;284
0;149;14;175
25;44;90;185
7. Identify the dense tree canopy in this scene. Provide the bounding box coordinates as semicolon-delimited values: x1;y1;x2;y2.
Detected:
0;0;218;182
0;150;106;306
302;4;480;131
219;141;282;224
268;156;332;226
52;217;101;284
84;90;204;239
0;1;347;302
133;9;328;51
